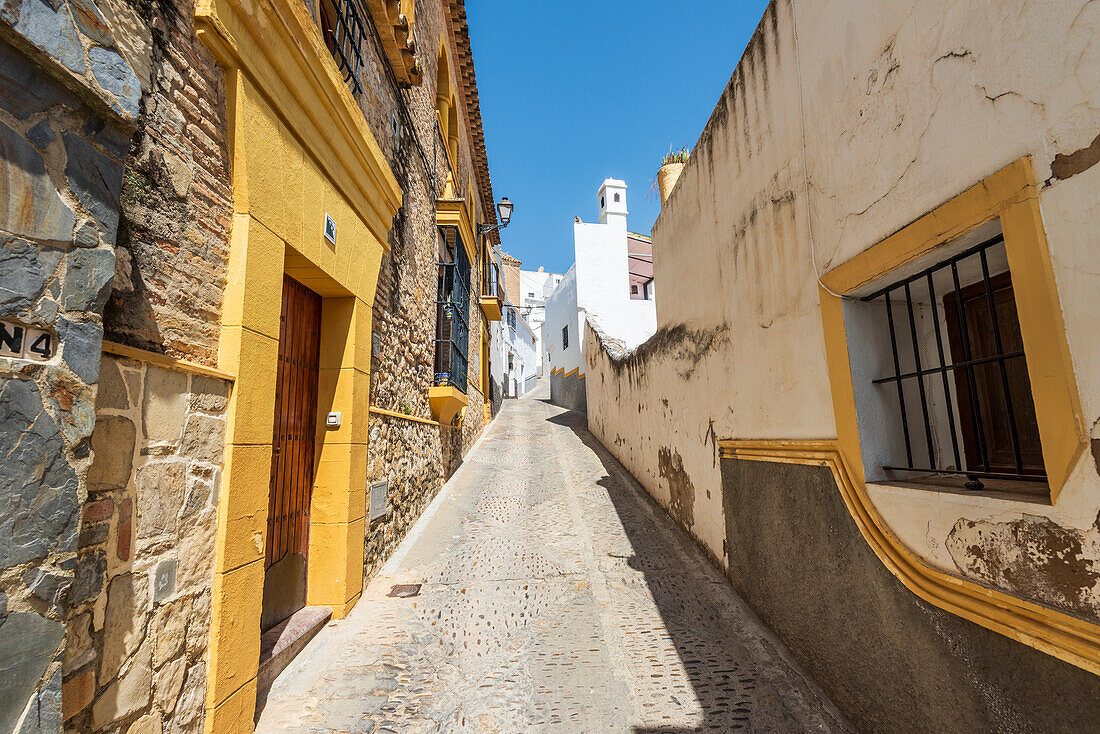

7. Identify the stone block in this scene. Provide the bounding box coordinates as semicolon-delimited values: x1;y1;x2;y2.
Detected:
88;46;140;119
0;612;64;734
24;567;66;609
57;315;103;383
63;612;94;675
62;668;94;721
0;37;79;120
90;357;129;418
154;656;185;713
135;462;185;538
61;247;116;312
180;412;225;464
142;366;188;443
100;572;148;681
87;414;135;491
0;120;77;243
68;0;112;45
181;469;213;518
83;497;115;524
92;642;151;727
25;119;54;149
151;599;187;668
8;0;84;72
127;711;163;734
70;551;105;606
117;498;132;561
78;521;109;547
0;238;63;315
0;378;79;566
18;667;61;733
189;374;229;412
63;131;124;245
45;368;97;447
170;661;206;733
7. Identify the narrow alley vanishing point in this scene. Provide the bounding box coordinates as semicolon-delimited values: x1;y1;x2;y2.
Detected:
256;384;849;732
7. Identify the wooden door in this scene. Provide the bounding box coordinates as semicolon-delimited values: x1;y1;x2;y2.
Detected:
266;276;322;571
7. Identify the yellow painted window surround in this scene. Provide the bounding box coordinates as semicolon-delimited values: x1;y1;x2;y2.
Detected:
820;157;1086;504
811;157;1099;675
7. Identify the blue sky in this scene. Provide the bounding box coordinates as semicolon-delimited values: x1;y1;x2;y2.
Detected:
466;1;770;274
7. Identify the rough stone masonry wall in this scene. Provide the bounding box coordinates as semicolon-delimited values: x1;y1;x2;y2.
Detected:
357;0;490;582
0;0;140;724
100;0;232;365
62;354;227;733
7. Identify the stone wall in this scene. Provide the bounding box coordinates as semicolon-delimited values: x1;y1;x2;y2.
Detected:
0;0;139;722
101;0;231;366
358;0;491;583
63;354;227;733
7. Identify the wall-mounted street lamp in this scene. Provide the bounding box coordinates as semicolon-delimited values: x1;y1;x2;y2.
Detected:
479;197;513;236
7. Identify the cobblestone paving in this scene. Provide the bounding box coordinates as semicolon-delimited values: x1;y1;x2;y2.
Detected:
256;383;851;733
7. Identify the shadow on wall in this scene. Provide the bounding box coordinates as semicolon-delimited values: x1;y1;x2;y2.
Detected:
720;457;1100;733
544;409;849;733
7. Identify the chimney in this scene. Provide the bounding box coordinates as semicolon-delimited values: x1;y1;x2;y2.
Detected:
597;178;627;226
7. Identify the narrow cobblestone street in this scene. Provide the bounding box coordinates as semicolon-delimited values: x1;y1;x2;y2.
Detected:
255;384;850;733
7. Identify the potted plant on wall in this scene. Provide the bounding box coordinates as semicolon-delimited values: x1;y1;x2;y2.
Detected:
658;146;689;204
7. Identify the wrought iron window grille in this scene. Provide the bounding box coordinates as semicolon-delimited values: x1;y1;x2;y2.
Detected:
434;226;470;394
862;234;1045;491
319;0;367;94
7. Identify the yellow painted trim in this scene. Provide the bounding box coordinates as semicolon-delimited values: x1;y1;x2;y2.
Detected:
821;157;1085;500
428;385;468;425
436;198;478;263
563;367;585;380
813;157;1095;673
101;340;236;382
194;0;401;249
369;405;456;429
718;439;1100;676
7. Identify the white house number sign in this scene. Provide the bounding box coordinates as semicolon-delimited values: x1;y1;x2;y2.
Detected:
0;320;57;362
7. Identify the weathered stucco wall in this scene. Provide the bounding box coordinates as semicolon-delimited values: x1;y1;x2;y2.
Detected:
64;354;227;733
586;0;1100;725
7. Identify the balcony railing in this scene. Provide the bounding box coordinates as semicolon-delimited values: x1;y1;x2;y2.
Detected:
318;0;367;94
434;226;470;394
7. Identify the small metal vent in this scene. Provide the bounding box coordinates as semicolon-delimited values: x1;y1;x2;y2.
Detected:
388;584;421;598
369;479;388;522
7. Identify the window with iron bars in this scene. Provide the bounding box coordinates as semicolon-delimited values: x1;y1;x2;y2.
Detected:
434;226;470;394
318;0;367;94
853;228;1044;495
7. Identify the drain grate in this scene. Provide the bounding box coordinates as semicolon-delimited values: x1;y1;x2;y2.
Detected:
388;584;422;598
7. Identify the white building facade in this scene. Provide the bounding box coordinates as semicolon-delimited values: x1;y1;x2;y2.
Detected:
491;300;539;399
519;267;563;375
544;178;657;413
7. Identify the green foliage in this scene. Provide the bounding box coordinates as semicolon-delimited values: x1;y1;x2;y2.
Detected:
660;146;690;166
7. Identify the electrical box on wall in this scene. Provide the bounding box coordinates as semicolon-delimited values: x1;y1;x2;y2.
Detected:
369;479;389;522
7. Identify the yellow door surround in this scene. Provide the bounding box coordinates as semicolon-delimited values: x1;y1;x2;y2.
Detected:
810;157;1096;675
195;0;401;730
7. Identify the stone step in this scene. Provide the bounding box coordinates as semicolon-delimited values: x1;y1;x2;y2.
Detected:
256;606;332;706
